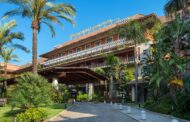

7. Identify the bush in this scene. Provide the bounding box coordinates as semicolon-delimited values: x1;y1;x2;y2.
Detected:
77;93;88;102
144;97;173;114
51;84;71;103
16;108;47;122
92;94;104;102
10;73;52;109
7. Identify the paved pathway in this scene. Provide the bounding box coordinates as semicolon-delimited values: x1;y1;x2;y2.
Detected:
49;102;137;122
120;105;190;122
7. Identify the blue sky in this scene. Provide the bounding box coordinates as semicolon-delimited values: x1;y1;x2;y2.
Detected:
0;0;167;65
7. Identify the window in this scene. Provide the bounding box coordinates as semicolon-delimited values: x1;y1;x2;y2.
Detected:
76;47;81;52
94;41;100;46
86;44;91;49
68;50;72;54
107;37;113;43
119;34;125;40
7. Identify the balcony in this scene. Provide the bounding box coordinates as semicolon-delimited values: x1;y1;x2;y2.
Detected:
41;39;133;66
87;57;135;69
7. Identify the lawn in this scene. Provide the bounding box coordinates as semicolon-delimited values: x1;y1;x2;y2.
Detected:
0;103;70;122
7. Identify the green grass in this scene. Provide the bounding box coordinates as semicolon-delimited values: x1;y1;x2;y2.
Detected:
0;103;70;122
43;103;70;119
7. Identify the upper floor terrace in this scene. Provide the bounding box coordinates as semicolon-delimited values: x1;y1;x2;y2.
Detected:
41;38;134;67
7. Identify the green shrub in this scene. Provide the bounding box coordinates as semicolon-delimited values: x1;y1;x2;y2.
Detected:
16;108;47;122
51;84;71;103
10;73;52;109
77;93;88;102
144;97;173;114
92;94;104;102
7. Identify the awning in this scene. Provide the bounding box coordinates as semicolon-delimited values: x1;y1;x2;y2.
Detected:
39;67;107;85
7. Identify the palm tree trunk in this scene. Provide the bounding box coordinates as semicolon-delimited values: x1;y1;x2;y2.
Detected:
3;63;7;97
134;42;139;102
109;76;113;100
32;20;39;74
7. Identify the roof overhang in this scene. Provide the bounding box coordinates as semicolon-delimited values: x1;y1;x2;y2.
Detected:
39;67;107;85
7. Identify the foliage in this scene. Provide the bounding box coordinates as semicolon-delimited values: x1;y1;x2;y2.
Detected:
164;0;189;19
76;93;88;102
93;67;105;76
1;0;76;73
0;103;68;122
16;107;48;122
0;19;28;52
51;84;71;103
91;94;104;102
142;11;190;119
122;68;134;82
0;47;19;64
144;97;173;114
10;73;52;109
175;76;190;114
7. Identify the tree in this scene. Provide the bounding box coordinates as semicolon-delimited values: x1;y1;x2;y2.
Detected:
105;53;121;100
0;47;18;97
0;19;28;52
115;17;160;102
11;73;52;109
117;20;146;102
0;47;19;78
1;0;76;74
164;0;190;19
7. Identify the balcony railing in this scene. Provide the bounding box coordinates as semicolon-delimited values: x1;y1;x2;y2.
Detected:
87;57;135;69
41;39;133;66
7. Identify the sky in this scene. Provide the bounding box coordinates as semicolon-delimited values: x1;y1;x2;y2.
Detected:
0;0;167;66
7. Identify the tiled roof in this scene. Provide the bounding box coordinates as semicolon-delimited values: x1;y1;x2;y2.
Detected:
0;63;20;72
40;14;156;57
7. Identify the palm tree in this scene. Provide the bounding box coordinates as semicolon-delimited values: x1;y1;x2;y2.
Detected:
118;20;146;102
105;53;121;100
0;47;19;97
0;19;27;52
164;0;190;19
1;0;76;74
115;17;160;102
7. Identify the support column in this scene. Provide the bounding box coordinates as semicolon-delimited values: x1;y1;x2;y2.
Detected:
131;86;135;102
85;83;89;93
52;78;59;90
88;83;94;100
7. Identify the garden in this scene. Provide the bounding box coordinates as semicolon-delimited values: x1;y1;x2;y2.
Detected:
0;73;73;122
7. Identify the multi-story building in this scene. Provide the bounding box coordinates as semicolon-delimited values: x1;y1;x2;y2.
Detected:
12;13;167;102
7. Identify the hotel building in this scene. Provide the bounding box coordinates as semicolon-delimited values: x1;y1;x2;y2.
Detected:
11;13;167;102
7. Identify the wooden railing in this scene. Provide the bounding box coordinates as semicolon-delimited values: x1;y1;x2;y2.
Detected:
41;39;133;66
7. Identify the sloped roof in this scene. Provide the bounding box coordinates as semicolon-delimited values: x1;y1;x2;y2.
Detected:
40;13;157;58
0;63;20;72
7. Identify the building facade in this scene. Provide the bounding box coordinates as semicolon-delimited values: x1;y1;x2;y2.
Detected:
11;13;167;102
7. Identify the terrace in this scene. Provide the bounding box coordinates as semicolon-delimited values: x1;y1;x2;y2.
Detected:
41;38;134;67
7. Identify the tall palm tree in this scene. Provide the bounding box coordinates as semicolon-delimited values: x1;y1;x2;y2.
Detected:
105;53;121;100
1;0;76;74
116;17;160;102
0;19;27;52
0;47;19;97
164;0;190;19
118;20;146;102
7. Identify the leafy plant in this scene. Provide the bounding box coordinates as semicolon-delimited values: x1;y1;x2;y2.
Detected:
51;84;71;103
16;108;48;122
10;73;52;109
1;0;76;74
76;93;88;102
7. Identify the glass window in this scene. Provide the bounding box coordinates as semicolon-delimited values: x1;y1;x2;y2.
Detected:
94;41;100;46
76;47;81;52
119;34;125;40
68;50;72;54
86;44;91;49
107;37;113;43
